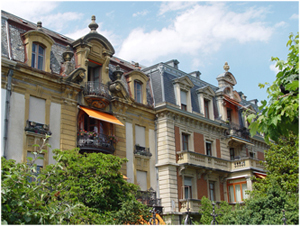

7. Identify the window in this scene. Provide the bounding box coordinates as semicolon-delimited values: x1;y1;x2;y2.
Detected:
228;179;248;203
88;65;101;83
29;96;46;124
184;177;192;199
182;133;189;151
181;90;187;111
137;170;147;191
209;181;215;201
206;141;212;156
227;108;232;122
230;148;235;160
31;43;45;70
204;99;210;119
134;80;143;103
249;152;255;158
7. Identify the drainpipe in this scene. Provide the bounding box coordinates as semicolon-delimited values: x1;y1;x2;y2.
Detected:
3;69;13;158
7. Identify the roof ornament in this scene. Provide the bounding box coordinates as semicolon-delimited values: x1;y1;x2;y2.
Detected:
37;21;43;31
223;62;230;72
89;15;98;33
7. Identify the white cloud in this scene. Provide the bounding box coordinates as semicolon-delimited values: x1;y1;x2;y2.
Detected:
290;14;299;20
158;1;197;15
269;62;279;75
64;22;120;48
1;1;58;21
118;3;274;65
38;12;84;33
133;10;149;17
274;21;286;28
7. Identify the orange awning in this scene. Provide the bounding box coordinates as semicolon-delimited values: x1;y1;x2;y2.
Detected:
254;172;266;179
80;106;124;126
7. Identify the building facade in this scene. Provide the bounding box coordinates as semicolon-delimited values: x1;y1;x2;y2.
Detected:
143;60;268;224
1;10;267;224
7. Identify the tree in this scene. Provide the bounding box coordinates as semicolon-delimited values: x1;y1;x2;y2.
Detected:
194;196;232;225
1;137;151;224
247;32;299;143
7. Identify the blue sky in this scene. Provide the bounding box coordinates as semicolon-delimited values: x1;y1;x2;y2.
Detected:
1;1;299;102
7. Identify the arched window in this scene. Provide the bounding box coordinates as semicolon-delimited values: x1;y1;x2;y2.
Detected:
31;43;45;70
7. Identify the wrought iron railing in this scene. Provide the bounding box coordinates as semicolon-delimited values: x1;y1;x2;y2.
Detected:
83;82;111;99
134;145;152;157
25;120;52;135
77;132;115;153
136;188;161;207
226;122;250;140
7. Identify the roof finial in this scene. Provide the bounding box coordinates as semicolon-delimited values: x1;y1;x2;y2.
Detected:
89;15;98;33
223;62;230;72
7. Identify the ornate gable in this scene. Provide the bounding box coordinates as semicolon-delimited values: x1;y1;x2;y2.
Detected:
172;75;194;91
197;85;215;97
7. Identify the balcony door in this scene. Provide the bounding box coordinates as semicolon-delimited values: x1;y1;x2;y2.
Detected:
78;110;111;135
88;62;102;92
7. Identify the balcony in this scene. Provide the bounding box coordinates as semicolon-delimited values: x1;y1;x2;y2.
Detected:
25;120;52;135
83;82;111;109
226;122;251;141
77;132;115;154
177;151;265;172
179;199;201;213
136;188;163;212
134;145;152;157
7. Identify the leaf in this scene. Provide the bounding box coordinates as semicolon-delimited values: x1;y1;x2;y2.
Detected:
285;80;299;91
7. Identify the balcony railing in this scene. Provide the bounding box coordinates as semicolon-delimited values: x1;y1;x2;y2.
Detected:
136;188;162;212
83;82;111;100
134;145;152;157
226;122;250;140
77;132;115;154
177;151;265;172
179;199;201;213
25;120;52;135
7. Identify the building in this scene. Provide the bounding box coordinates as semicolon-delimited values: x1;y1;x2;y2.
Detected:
1;10;268;224
1;11;157;198
143;60;268;224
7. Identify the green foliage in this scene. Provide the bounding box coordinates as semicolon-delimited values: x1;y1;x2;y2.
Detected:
253;134;298;194
2;137;150;224
194;196;232;225
222;183;299;225
247;32;299;143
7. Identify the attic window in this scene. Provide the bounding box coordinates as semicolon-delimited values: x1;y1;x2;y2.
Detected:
31;43;45;70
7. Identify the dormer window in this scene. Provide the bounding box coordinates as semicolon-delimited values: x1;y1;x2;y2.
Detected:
180;90;187;111
31;43;45;70
134;80;143;103
204;99;210;119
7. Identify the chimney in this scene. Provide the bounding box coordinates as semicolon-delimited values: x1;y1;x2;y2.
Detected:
189;71;201;79
249;99;258;106
165;59;179;69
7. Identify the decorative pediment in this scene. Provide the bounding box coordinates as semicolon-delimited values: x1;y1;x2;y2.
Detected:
244;104;257;113
172;76;194;89
197;85;215;97
125;70;149;84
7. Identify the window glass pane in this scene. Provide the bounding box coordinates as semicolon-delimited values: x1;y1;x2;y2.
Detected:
184;177;192;186
235;184;242;202
229;185;234;202
206;142;211;156
180;90;187;105
242;183;248;200
38;45;44;55
38;55;43;70
31;52;36;67
136;170;147;191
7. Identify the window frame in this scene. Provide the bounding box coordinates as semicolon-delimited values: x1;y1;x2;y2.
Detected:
180;90;188;111
184;177;193;199
209;181;215;201
182;133;189;151
206;141;212;156
134;80;143;103
204;99;210;119
227;180;247;203
31;42;45;70
227;108;232;122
